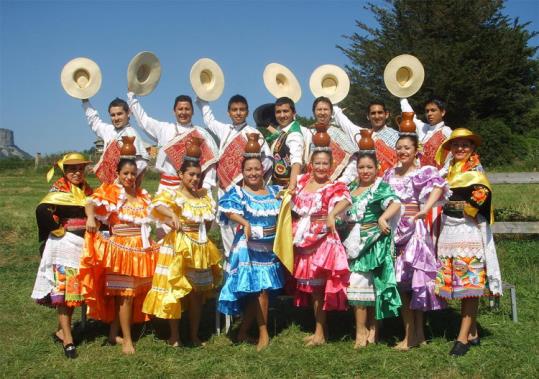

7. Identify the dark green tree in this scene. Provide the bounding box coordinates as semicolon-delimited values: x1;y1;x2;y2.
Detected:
338;0;538;167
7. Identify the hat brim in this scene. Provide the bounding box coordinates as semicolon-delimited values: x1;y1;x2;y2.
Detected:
127;51;161;96
190;58;225;101
253;103;277;128
263;63;302;103
383;54;424;98
61;57;102;99
309;64;350;104
63;159;92;166
441;134;482;151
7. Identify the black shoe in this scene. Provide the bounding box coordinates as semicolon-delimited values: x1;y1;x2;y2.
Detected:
63;343;77;359
468;337;480;346
449;341;470;357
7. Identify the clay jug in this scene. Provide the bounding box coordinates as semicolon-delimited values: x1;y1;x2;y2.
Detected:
312;123;331;147
245;133;261;154
120;136;136;156
186;136;204;159
395;112;416;134
358;129;375;150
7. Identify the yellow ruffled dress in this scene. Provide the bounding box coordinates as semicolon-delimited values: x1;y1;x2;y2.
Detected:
143;189;222;319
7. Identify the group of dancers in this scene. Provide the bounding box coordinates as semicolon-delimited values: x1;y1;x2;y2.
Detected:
31;90;502;359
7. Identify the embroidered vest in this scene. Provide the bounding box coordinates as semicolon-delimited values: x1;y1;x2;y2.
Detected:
374;139;397;176
421;129;446;168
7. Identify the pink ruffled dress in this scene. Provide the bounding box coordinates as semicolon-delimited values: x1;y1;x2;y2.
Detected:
291;173;351;311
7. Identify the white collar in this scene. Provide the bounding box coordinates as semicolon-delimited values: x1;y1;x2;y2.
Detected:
279;121;295;133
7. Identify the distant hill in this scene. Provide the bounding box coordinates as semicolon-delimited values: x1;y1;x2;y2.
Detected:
0;128;32;159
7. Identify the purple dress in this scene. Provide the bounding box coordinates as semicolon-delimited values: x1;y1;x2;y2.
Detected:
383;166;450;311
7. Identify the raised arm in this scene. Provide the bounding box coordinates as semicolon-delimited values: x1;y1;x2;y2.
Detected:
333;105;364;144
195;98;229;140
82;99;112;139
127;92;162;142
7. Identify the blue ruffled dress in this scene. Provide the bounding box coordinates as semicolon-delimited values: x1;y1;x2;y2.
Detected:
217;185;285;315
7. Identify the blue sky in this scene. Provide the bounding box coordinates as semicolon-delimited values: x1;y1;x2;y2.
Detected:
1;0;537;155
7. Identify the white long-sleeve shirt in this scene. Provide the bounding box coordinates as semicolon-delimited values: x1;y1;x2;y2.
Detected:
195;99;273;177
400;98;452;143
271;121;310;167
127;93;217;189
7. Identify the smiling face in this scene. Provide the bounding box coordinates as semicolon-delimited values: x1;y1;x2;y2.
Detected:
367;104;389;130
228;101;248;125
117;162;137;190
314;100;332;126
275;103;295;128
450;138;474;162
395;137;417;166
109;106;130;129
425;102;446;125
311;151;332;181
63;164;86;186
242;158;263;188
174;101;194;125
356;156;377;186
180;165;201;192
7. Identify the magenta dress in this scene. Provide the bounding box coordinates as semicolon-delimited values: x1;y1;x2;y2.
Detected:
383;166;450;311
291;173;352;311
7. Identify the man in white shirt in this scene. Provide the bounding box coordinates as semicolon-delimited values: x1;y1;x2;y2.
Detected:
334;101;399;176
400;97;452;168
127;93;218;192
266;97;310;191
195;94;273;258
82;98;149;178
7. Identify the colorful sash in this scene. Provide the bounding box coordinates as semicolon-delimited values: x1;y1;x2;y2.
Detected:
374;139;397;176
93;141;121;184
421;129;446;168
163;129;218;172
217;133;247;191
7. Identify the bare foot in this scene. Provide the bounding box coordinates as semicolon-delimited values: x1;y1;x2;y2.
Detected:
354;333;369;349
191;337;205;347
54;330;64;343
394;339;417;351
305;336;326;347
167;338;182;347
122;341;135;355
108;336;124;345
256;335;270;352
367;328;377;344
303;334;315;343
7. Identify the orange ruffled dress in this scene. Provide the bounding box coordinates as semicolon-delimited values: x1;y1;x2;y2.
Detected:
142;189;222;319
79;183;158;323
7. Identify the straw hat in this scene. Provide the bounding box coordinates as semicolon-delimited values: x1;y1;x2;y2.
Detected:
435;128;481;164
60;57;102;99
190;58;225;101
263;63;302;103
309;64;350;104
383;54;424;98
46;152;92;182
127;51;161;96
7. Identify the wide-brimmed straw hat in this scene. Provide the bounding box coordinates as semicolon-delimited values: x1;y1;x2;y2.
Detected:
127;51;161;96
263;63;302;103
46;152;92;182
435;128;482;164
309;64;350;104
383;54;424;98
190;58;225;101
60;57;102;99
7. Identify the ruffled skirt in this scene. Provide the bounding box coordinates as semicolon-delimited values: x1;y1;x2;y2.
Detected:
218;237;284;315
394;218;445;311
143;230;222;319
31;232;84;308
79;230;158;323
344;223;401;319
293;234;350;311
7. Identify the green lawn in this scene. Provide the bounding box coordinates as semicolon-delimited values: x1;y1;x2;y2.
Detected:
1;170;538;378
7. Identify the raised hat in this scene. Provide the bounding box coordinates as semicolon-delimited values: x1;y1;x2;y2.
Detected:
309;64;350;104
263;63;302;103
127;51;161;96
190;58;225;101
60;57;102;99
383;54;425;98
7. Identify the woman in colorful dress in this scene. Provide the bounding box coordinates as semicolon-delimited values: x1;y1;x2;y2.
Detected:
383;133;450;350
341;150;402;349
291;131;352;346
143;140;222;347
80;155;158;354
32;153;93;358
218;138;285;351
434;128;502;356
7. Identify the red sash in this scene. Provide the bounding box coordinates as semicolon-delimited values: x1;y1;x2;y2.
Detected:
93;141;120;184
163;129;218;172
217;133;247;191
374;139;397;176
421;130;446;168
329;140;351;181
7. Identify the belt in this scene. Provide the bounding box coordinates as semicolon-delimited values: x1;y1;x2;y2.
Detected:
442;201;467;219
111;224;141;236
403;202;420;217
311;215;327;222
262;226;276;236
181;223;201;232
61;218;86;232
272;177;290;186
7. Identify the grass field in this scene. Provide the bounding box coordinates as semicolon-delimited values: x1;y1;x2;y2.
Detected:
1;170;538;378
